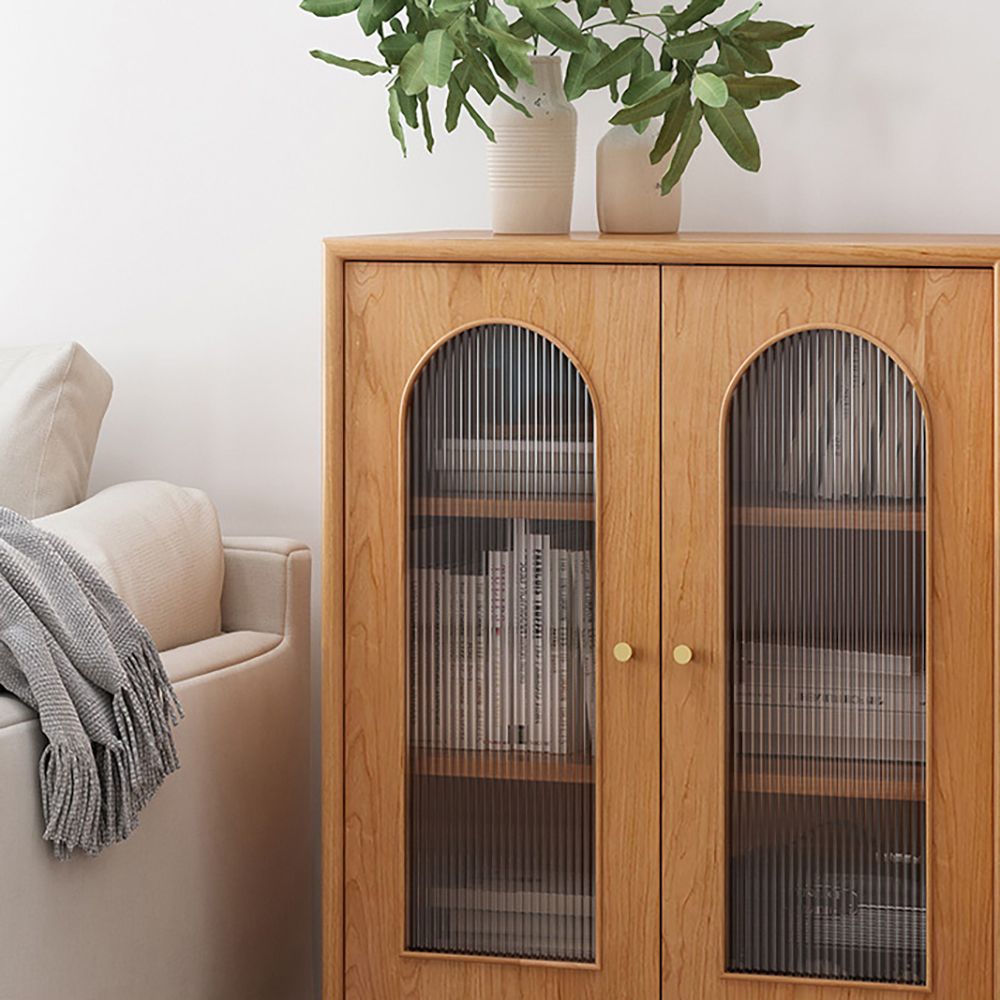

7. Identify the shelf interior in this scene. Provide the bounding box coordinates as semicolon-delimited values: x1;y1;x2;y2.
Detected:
411;748;594;785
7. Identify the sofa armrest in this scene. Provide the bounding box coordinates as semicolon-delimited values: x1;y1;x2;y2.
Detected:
221;537;311;637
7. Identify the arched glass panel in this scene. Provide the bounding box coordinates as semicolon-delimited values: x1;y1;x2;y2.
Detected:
726;329;927;985
405;323;596;962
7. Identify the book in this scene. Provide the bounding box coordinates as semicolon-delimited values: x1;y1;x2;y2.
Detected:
741;641;913;678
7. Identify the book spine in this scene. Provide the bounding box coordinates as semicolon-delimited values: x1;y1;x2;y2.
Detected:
513;520;530;750
474;574;488;750
529;531;549;752
555;549;570;755
487;550;508;751
581;548;595;753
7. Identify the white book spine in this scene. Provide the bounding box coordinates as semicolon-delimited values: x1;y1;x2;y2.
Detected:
555;549;570;754
528;531;549;752
513;520;530;750
581;548;595;753
487;550;509;751
474;574;488;750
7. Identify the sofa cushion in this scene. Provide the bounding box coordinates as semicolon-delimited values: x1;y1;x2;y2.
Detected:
0;342;113;518
35;481;224;652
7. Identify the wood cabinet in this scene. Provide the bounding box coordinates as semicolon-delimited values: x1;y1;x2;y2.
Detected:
323;234;1000;1000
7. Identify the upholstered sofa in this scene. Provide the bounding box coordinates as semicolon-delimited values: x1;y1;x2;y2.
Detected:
0;345;313;1000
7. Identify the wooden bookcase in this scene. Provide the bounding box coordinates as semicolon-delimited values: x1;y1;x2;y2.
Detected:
322;233;1000;1000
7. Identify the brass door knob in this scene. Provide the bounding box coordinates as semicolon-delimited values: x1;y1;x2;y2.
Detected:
613;642;634;663
672;644;693;665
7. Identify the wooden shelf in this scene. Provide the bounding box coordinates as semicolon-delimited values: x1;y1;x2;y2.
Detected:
411;749;594;785
734;757;925;802
733;503;924;533
413;496;595;522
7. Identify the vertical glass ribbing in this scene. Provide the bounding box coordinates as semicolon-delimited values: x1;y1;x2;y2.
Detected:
726;329;927;985
405;324;596;962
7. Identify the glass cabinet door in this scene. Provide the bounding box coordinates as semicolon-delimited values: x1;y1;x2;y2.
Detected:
344;262;660;1000
726;329;927;985
663;266;994;1000
406;323;597;962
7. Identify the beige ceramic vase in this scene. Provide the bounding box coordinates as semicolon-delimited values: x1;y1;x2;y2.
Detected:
488;55;577;234
596;124;681;234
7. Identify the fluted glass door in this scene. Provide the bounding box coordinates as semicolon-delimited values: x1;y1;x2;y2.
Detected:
726;329;927;985
405;324;596;961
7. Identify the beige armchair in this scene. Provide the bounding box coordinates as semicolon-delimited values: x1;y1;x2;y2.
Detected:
0;526;313;1000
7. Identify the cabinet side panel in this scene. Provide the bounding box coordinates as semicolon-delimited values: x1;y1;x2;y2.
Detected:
323;248;346;1000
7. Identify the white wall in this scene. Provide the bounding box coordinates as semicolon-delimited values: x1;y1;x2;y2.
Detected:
0;1;997;991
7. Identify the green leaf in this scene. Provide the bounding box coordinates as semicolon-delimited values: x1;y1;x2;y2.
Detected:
716;39;745;74
508;16;534;39
659;103;702;192
399;42;428;93
433;0;470;10
734;19;812;49
523;5;588;53
609;0;632;23
724;74;798;108
727;34;772;72
417;92;435;150
716;1;761;35
665;0;724;32
463;49;500;102
482;11;535;82
622;68;671;106
387;86;407;154
692;69;728;107
704;97;760;170
563;38;608;100
309;49;390;74
462;97;496;141
301;0;361;15
584;36;644;89
422;29;455;86
397;87;419;126
650;92;690;163
514;0;559;9
496;89;531;116
577;0;601;20
378;32;417;64
609;78;685;125
664;27;716;62
445;75;467;130
357;0;406;34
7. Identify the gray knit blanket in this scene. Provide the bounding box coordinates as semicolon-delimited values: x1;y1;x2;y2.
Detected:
0;507;182;859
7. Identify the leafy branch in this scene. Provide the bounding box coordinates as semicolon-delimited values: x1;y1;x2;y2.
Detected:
302;0;811;193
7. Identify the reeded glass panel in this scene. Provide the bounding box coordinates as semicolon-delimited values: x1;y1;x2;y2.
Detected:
406;324;596;962
726;329;927;985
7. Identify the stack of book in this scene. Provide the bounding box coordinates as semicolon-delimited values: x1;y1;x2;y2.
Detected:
741;335;924;504
432;437;594;498
734;641;925;764
409;519;595;756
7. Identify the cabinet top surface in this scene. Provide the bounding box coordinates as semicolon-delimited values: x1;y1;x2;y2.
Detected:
325;231;1000;267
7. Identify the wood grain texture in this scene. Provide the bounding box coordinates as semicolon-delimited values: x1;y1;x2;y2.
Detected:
324;232;1000;269
323;248;346;1000
994;262;1000;999
344;262;661;1000
662;266;995;1000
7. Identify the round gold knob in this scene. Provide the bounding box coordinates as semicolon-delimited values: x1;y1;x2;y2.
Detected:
673;644;693;665
613;642;634;663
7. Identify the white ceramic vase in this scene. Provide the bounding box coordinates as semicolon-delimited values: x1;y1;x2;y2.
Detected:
488;55;576;235
596;124;681;234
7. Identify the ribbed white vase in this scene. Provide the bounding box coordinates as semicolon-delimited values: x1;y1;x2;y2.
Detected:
488;55;576;235
596;124;681;234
